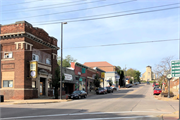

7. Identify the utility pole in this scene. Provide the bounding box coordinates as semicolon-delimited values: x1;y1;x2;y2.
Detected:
60;22;67;100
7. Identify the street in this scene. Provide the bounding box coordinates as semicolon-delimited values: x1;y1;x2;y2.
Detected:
0;84;178;120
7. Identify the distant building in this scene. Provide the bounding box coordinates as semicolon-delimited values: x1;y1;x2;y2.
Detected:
141;66;156;81
84;61;120;87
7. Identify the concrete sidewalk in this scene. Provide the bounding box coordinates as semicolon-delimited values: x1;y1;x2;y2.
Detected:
159;111;179;120
0;99;72;105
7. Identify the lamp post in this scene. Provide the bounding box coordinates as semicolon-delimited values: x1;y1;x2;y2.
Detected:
60;22;67;100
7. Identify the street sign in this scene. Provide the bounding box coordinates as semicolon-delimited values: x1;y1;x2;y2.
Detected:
171;60;180;77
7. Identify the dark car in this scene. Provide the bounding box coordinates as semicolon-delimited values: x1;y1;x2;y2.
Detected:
69;90;87;99
126;84;132;88
96;87;107;94
106;87;113;93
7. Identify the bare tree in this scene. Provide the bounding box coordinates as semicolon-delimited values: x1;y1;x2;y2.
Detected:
153;56;174;91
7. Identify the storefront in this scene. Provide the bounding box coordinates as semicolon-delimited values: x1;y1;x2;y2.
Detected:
62;68;76;94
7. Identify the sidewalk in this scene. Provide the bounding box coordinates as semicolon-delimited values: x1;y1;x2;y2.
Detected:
159;111;179;120
0;95;72;105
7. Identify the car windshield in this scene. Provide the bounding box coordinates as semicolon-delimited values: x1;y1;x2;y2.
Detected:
73;91;80;94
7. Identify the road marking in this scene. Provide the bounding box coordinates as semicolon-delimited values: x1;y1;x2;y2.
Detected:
73;115;154;120
1;111;172;119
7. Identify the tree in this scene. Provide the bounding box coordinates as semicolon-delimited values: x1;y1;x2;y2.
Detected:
52;67;64;99
108;80;113;86
153;56;174;91
116;68;125;87
126;68;136;77
93;74;100;88
57;55;77;67
134;70;141;83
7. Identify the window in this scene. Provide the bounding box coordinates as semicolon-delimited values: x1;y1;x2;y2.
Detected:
4;52;13;58
32;54;39;61
46;58;51;65
48;82;52;88
148;72;150;76
3;80;13;87
32;81;36;88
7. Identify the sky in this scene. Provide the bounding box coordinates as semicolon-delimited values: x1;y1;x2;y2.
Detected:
0;0;179;75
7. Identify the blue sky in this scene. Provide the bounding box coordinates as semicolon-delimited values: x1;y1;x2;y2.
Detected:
0;0;179;75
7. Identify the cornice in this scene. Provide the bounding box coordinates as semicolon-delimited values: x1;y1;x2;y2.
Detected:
0;32;59;50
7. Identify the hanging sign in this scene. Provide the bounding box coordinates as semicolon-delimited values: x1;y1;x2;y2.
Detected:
30;61;38;78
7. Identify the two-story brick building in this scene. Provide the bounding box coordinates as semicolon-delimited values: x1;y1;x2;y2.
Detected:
0;21;59;100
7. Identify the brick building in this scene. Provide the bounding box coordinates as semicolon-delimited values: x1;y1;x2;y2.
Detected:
84;61;120;87
0;21;59;100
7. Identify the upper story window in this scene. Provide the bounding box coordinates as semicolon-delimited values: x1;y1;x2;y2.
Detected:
4;52;13;59
32;54;39;61
46;58;51;65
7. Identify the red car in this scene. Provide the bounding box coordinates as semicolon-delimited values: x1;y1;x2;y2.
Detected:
154;88;162;95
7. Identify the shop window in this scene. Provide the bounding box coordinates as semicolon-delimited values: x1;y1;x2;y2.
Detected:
32;81;36;88
3;80;13;87
4;52;13;59
48;82;52;88
32;54;39;61
46;58;51;65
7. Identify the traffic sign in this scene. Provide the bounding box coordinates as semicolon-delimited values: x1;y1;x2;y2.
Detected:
171;60;180;77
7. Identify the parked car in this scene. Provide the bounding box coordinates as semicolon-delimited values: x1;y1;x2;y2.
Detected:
153;88;162;95
153;85;159;90
96;87;107;94
69;90;87;99
106;87;113;93
126;84;132;88
134;82;139;85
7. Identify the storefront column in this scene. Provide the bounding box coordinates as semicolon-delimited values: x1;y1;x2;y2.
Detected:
45;78;48;97
36;76;40;97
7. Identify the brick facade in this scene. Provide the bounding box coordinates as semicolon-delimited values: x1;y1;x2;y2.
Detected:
0;21;59;100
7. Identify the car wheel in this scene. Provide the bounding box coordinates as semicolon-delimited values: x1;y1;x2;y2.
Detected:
84;95;87;98
79;96;81;99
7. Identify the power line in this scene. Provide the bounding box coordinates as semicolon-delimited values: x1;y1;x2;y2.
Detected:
63;39;179;49
34;6;180;25
31;3;179;24
3;0;137;21
2;0;44;6
0;39;178;53
3;0;90;12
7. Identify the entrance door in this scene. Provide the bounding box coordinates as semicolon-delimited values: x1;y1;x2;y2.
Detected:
40;78;46;96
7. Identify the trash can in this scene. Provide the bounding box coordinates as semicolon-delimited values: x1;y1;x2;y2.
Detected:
0;95;4;102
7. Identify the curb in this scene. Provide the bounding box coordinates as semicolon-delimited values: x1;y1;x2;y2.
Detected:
0;99;72;105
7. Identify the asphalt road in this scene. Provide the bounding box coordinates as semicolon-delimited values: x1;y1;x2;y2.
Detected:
0;84;178;120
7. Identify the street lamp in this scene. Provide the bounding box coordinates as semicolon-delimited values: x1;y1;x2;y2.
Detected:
60;22;67;100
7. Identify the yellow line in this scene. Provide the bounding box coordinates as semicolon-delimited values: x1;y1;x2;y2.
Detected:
116;86;144;99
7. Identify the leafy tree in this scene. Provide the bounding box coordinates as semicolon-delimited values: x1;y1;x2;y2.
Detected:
52;67;64;99
116;69;125;87
93;74;100;88
134;70;141;83
108;80;113;86
58;55;77;67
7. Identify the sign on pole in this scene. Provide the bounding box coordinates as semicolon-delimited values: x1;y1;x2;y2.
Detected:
171;60;180;77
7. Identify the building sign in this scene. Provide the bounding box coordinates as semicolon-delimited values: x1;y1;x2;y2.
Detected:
78;72;81;75
171;60;180;77
101;72;105;78
30;61;38;78
64;73;72;80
